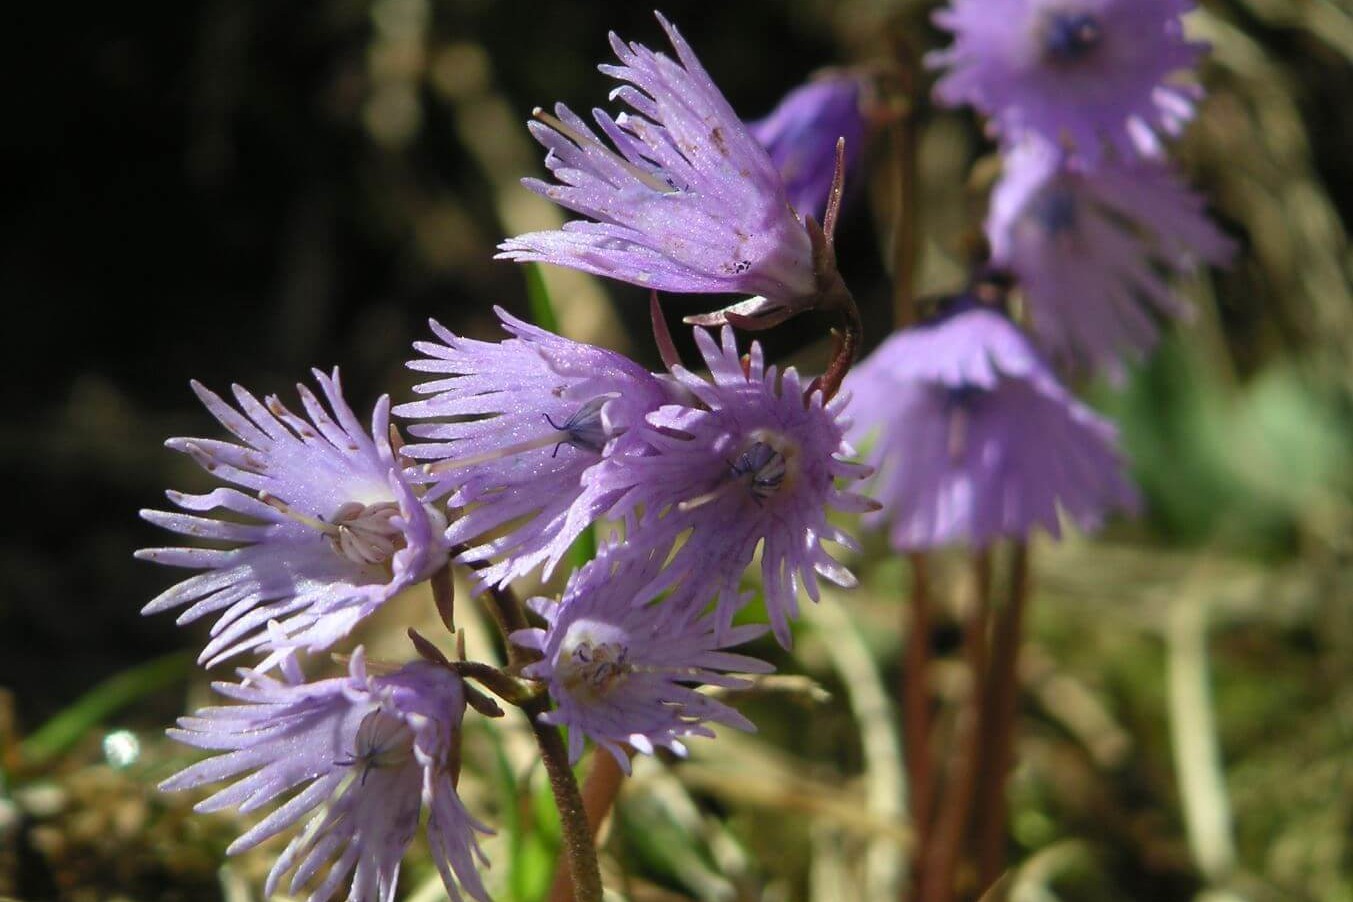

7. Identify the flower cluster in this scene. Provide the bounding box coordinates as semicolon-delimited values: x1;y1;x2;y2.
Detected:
930;0;1234;377
138;13;874;900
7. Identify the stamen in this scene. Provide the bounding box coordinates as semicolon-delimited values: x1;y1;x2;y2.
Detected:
730;441;788;501
260;492;409;567
558;620;633;699
679;432;800;512
259;492;339;534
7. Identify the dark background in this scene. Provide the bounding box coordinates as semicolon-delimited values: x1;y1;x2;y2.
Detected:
2;1;1351;899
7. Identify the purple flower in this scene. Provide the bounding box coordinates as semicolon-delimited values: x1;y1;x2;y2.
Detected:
987;139;1236;375
750;72;868;221
161;649;491;902
595;327;873;646
930;0;1205;160
393;308;670;587
512;542;772;771
497;13;819;324
845;299;1138;550
138;371;451;667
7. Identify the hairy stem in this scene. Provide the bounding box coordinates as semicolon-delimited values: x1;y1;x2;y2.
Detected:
548;750;630;902
524;694;605;902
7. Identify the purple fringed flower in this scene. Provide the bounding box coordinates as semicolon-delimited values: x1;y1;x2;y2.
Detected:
393;308;670;587
845;299;1138;550
138;370;451;667
497;13;818;325
750;72;868;221
596;327;873;646
161;649;491;902
512;542;772;771
930;0;1205;160
987;139;1236;375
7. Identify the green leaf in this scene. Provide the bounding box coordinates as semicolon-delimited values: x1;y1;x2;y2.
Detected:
18;651;192;771
524;263;560;334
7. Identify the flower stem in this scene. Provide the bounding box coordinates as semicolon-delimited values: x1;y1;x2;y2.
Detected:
902;553;935;876
524;693;605;902
887;42;921;330
975;542;1031;890
918;550;992;902
548;749;630;902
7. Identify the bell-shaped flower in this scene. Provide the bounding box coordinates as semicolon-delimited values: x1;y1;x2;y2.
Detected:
846;297;1139;550
750;72;869;221
930;0;1206;160
497;13;833;332
393;308;670;587
512;541;772;771
987;139;1235;376
161;649;491;902
138;370;451;667
592;327;873;646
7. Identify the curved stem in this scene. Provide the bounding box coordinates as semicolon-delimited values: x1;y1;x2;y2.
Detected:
524;694;605;902
548;750;629;902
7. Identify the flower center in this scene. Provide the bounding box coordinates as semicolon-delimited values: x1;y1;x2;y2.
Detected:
260;494;412;567
678;430;802;513
543;396;611;455
730;440;789;501
1042;11;1103;64
1033;188;1078;234
335;708;414;784
557;620;632;700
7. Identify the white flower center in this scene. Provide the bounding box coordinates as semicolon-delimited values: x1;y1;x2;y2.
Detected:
557;620;632;700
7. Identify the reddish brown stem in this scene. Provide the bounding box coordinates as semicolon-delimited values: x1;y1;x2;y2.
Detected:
903;552;935;871
918;551;993;902
974;542;1031;890
548;750;630;902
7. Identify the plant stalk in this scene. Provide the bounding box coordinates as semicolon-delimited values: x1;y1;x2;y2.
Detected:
974;542;1031;890
524;694;605;902
548;749;629;902
918;550;993;902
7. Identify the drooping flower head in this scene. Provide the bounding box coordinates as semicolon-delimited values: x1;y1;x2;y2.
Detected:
930;0;1205;160
161;649;491;902
845;293;1138;550
393;308;670;588
750;72;869;221
595;327;873;646
497;13;824;329
987;139;1236;376
138;370;451;667
513;541;772;771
